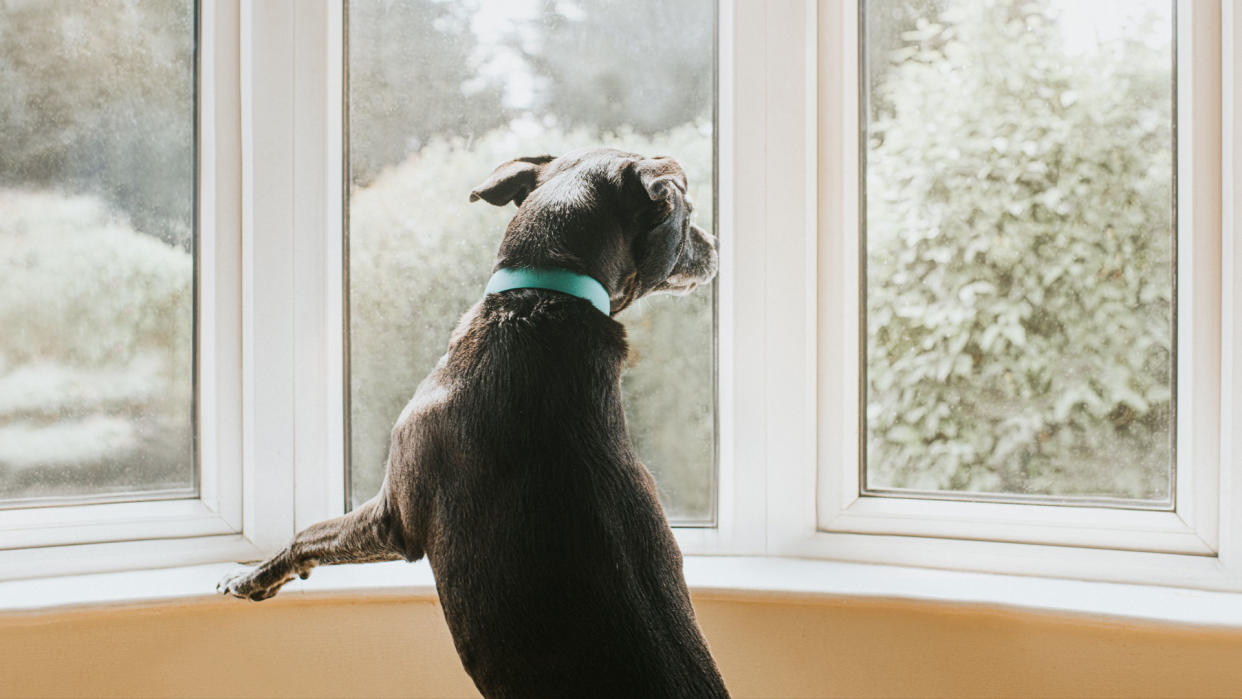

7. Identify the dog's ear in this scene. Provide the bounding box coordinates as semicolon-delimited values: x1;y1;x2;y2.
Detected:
630;158;689;292
468;155;555;207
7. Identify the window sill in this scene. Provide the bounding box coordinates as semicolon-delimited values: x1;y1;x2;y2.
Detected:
1;554;1240;628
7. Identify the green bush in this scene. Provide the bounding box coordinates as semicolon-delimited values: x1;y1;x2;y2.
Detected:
0;189;193;498
864;1;1173;498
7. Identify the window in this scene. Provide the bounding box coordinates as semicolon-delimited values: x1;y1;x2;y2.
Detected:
799;0;1229;586
861;0;1176;506
5;0;1242;602
0;0;250;575
0;1;197;507
344;0;719;523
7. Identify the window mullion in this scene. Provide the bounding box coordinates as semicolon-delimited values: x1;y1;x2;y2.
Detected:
1174;0;1223;552
758;0;823;556
1219;0;1242;582
290;0;348;531
239;0;300;551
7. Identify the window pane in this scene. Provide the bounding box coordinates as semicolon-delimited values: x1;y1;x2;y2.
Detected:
347;0;716;522
0;1;197;506
862;0;1175;504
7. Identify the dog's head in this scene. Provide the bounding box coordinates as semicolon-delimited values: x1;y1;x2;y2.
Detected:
470;148;718;315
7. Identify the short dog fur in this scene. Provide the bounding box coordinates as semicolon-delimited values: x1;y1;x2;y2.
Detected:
218;148;728;698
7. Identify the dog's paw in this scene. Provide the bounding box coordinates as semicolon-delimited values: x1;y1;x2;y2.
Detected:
216;566;291;602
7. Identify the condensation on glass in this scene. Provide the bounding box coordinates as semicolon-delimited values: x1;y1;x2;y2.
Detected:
345;1;717;522
0;1;198;506
861;0;1176;506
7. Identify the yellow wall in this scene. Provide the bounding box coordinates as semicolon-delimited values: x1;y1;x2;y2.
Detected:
3;592;1242;698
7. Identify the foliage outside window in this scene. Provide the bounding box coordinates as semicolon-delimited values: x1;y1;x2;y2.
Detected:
863;0;1175;502
0;0;196;504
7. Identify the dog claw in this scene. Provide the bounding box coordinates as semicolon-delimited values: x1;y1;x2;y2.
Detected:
217;567;256;599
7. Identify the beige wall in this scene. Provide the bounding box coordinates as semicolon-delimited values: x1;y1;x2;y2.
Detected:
3;592;1242;698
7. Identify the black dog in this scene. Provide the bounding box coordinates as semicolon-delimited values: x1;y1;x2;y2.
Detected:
219;148;727;698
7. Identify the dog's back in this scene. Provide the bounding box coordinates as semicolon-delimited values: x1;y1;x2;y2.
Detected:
409;290;727;698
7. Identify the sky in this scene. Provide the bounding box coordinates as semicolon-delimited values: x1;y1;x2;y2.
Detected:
1053;0;1172;54
470;0;541;110
462;0;1173;111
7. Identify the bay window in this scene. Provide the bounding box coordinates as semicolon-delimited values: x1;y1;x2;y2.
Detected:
4;0;1242;609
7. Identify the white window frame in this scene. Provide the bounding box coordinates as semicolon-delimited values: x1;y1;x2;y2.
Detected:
748;0;1241;592
0;0;251;578
815;0;1220;559
0;0;349;580
5;0;1242;601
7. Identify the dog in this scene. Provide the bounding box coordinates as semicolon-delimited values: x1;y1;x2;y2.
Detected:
218;148;727;698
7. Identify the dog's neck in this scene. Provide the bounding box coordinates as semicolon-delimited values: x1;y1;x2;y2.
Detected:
445;282;631;388
494;214;636;311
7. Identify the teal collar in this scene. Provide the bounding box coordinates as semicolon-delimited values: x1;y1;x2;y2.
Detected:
485;267;612;316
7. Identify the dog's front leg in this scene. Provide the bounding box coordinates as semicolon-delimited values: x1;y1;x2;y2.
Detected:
217;494;404;601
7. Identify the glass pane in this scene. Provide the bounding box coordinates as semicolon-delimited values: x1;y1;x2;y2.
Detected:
347;0;716;521
0;1;197;506
862;0;1175;504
